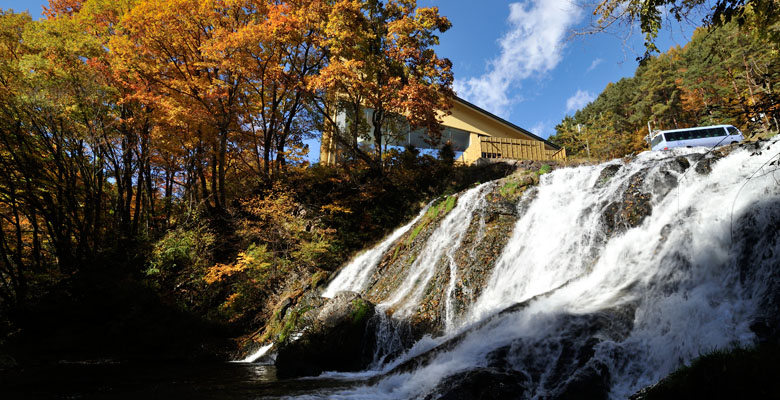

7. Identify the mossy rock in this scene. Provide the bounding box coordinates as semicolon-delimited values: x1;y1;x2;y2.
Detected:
631;342;780;400
275;292;376;378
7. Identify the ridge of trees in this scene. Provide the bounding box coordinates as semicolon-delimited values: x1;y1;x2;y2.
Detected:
550;20;780;159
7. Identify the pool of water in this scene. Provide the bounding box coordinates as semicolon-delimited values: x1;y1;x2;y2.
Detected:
0;362;358;399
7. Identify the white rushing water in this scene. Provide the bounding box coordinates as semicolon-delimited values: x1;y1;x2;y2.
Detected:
322;203;432;298
239;343;273;363
379;182;492;319
295;140;780;399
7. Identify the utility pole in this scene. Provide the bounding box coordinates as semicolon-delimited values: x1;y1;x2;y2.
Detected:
578;124;591;159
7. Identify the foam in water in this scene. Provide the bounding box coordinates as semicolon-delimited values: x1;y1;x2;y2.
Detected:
297;141;780;399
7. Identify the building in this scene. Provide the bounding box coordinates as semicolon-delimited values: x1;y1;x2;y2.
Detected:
319;96;566;165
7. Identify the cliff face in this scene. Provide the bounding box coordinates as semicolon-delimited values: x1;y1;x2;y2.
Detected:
246;164;547;370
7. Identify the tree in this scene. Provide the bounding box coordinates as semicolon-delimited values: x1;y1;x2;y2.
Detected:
553;17;779;158
221;0;327;180
312;0;454;173
590;0;780;59
111;0;248;210
0;8;119;310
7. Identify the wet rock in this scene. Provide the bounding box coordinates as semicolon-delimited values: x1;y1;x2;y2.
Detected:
554;360;610;400
693;154;722;175
277;297;293;321
487;198;519;217
651;156;694;199
733;197;780;344
595;164;622;189
275;292;376;378
666;156;691;174
601;172;653;236
650;170;678;199
425;368;530;400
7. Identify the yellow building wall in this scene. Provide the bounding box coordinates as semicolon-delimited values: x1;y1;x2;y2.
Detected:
442;99;558;164
439;101;535;142
321;98;559;165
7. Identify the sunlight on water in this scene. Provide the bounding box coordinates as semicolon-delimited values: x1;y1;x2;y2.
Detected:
307;140;780;399
239;343;273;363
379;183;492;319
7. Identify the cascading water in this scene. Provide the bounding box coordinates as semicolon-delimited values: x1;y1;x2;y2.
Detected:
240;343;274;363
294;140;779;399
378;182;492;320
322;203;432;298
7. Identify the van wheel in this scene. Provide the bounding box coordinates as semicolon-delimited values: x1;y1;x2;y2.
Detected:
731;141;737;145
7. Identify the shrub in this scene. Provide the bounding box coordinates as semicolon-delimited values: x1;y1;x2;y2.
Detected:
146;224;214;286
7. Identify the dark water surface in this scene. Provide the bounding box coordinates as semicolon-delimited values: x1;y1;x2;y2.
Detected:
0;362;357;399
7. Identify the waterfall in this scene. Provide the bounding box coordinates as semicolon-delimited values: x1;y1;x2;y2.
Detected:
322;203;432;298
239;343;273;363
378;182;492;319
300;140;780;399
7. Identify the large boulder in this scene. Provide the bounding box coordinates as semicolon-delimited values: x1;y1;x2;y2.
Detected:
275;291;376;378
601;171;653;236
425;368;530;400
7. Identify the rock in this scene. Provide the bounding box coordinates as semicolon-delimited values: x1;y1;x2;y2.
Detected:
275;291;376;378
554;361;611;400
666;156;690;174
425;368;530;400
650;170;678;199
595;164;622;189
601;171;653;236
277;297;293;321
693;154;722;175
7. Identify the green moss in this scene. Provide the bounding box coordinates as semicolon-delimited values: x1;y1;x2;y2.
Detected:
277;312;298;343
406;195;458;246
407;223;426;245
273;304;315;343
350;299;371;325
499;180;520;198
443;195;457;214
537;164;552;175
309;270;328;289
391;243;402;263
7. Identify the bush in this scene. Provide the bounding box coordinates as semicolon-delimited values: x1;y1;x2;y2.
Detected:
439;142;456;165
146;224;215;288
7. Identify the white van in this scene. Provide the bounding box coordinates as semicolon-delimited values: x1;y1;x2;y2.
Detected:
650;125;744;151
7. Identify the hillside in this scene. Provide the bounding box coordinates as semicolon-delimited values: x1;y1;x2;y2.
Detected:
550;21;780;159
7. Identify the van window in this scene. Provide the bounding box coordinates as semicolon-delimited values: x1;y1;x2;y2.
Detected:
651;135;664;147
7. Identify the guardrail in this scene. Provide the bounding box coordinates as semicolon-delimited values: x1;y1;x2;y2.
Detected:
479;137;567;162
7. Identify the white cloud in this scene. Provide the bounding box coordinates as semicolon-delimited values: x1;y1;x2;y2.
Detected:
454;0;583;118
530;121;547;137
587;58;602;72
565;89;596;113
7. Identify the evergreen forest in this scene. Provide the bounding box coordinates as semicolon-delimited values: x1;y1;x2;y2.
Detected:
550;21;780;159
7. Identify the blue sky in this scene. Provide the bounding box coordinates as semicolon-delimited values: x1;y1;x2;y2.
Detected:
425;0;701;141
2;0;703;162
